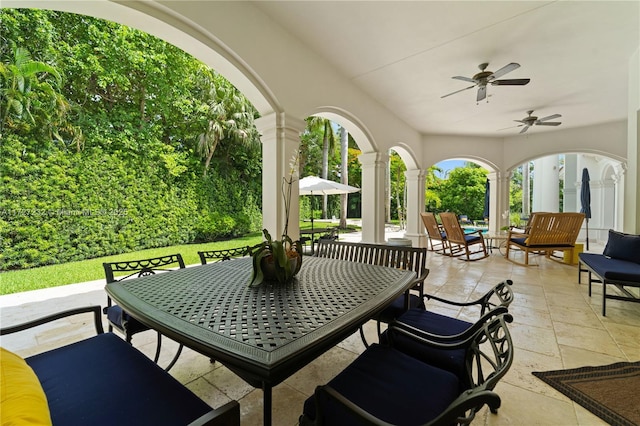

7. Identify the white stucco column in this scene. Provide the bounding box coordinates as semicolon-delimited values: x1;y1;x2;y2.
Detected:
359;151;388;243
613;163;626;232
532;155;560;212
488;171;510;234
624;47;639;234
255;112;306;240
564;154;578;212
403;169;427;247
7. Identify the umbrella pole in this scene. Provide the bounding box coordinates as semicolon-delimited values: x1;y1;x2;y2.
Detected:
586;218;589;251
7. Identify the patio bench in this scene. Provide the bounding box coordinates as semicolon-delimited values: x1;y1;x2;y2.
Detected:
0;306;240;426
314;240;429;345
578;230;640;316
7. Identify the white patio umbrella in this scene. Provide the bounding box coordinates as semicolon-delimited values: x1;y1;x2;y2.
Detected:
298;176;360;231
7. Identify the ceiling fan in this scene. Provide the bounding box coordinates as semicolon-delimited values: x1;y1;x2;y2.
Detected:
513;110;562;133
441;62;530;102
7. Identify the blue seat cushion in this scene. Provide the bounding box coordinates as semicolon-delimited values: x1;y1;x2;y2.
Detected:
465;234;481;244
106;305;150;335
382;309;470;389
26;333;212;426
579;253;640;282
303;344;460;425
510;237;571;248
376;293;424;323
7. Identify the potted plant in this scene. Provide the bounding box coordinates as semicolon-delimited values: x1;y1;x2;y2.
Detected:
249;150;303;286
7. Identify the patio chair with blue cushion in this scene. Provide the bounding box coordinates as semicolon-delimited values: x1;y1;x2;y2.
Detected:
103;253;185;371
380;280;513;385
299;312;514;425
440;212;489;261
421;212;450;255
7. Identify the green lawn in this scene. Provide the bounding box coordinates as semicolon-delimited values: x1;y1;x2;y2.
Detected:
1;234;263;295
1;223;360;295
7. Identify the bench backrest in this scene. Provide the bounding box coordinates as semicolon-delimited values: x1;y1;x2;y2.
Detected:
314;240;428;283
526;212;584;246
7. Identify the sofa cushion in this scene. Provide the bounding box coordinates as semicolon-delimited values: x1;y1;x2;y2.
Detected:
26;333;212;426
303;344;460;425
579;253;640;282
1;347;52;426
603;230;640;264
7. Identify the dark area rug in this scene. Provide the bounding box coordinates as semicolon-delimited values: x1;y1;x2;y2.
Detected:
533;361;640;426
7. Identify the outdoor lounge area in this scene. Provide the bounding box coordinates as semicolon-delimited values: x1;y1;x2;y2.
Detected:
2;230;638;426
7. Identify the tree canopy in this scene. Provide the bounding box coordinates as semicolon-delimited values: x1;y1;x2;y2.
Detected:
1;9;262;270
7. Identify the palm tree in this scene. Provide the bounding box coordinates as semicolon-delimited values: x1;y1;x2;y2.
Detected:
339;126;349;228
306;117;336;218
0;45;66;137
196;70;257;176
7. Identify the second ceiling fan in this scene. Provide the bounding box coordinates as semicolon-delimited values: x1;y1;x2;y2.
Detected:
513;110;562;133
441;62;530;102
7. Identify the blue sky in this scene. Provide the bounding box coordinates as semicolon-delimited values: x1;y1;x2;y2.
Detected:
434;160;466;179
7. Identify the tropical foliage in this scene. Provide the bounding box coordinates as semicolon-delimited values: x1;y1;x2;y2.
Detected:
1;9;262;270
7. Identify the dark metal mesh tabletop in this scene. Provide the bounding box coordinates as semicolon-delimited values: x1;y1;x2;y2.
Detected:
106;256;415;382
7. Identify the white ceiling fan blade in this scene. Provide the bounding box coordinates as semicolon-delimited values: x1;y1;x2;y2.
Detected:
452;76;476;83
536;121;562;126
489;62;520;80
441;85;476;99
537;114;562;122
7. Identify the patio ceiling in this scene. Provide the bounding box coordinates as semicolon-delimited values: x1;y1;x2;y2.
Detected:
254;1;639;137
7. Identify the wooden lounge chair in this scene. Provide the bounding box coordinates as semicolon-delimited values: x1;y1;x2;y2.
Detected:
420;212;449;255
505;212;584;266
439;212;489;261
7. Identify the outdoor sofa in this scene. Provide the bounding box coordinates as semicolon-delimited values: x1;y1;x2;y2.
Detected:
578;230;640;316
0;306;239;426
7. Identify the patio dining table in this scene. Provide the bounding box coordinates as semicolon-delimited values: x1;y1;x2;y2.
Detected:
105;256;416;425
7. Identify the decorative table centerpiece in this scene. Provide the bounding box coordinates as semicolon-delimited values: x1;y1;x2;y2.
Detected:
249;150;303;286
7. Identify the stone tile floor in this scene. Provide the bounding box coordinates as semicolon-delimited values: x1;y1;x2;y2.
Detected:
1;231;639;425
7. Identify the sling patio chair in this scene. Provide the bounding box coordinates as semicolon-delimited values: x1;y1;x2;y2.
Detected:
103;253;185;371
439;212;489;261
421;212;449;255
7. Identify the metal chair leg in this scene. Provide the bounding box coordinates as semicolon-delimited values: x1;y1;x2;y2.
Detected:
153;332;162;363
164;344;184;372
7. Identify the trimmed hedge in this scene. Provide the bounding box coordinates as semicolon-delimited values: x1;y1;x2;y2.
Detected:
0;135;262;270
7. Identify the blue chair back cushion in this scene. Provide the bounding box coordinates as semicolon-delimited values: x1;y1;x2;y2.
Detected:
382;309;470;388
603;230;640;264
26;333;212;426
303;344;460;425
105;305;149;335
376;293;424;323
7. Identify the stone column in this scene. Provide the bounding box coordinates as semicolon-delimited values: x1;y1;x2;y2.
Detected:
613;163;627;232
404;169;427;247
358;152;388;243
254;112;306;240
624;47;639;233
488;171;511;234
532;155;560;212
564;154;578;212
